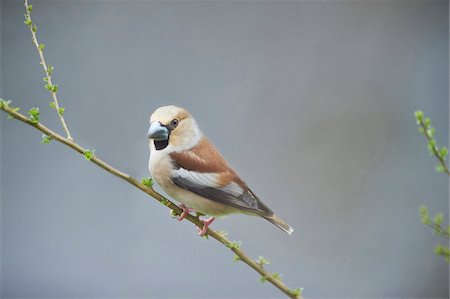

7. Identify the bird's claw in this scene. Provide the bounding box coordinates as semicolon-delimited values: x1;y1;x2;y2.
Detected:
177;204;193;221
197;217;215;236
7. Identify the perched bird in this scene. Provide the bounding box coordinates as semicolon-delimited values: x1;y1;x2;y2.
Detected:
147;105;293;236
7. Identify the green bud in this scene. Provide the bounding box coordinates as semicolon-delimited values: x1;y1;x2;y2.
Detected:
435;243;444;255
31;24;37;32
419;205;431;225
83;149;95;161
424;117;431;128
226;241;242;249
414;110;424;120
45;83;53;91
169;209;177;218
272;272;282;281
291;288;303;297
439;147;448;159
27;107;40;124
433;213;444;226
256;256;270;266
47;65;54;75
49;102;56;109
41;134;52;144
141;177;154;187
426;127;435;138
24;19;32;26
233;254;241;262
259;276;268;283
52;84;58;92
58;107;65;116
27;4;33;12
38;43;45;51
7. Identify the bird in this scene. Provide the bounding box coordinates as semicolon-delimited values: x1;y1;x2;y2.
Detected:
147;105;293;236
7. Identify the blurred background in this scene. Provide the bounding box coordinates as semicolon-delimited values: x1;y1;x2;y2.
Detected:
1;0;448;298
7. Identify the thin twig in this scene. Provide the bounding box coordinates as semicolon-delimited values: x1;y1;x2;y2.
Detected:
425;222;450;239
418;121;450;175
24;0;72;140
0;103;302;299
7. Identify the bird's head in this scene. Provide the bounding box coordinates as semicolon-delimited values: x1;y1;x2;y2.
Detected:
148;105;202;151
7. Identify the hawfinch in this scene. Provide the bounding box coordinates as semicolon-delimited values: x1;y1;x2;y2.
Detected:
147;105;293;236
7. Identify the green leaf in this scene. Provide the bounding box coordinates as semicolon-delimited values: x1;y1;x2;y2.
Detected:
169;209;177;218
45;83;53;91
233;254;241;262
433;213;444;226
259;276;268;283
435;243;444;255
27;107;40;124
419;205;430;225
414;110;423;121
226;241;242;249
41;134;52;144
256;256;270;266
291;288;303;297
49;102;56;109
58;107;65;116
38;43;45;51
83;149;95;161
439;147;448;159
141;177;153;187
47;65;54;75
272;272;282;281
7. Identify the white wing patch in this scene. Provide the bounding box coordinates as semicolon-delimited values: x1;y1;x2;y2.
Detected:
175;168;220;187
219;181;243;197
173;168;244;196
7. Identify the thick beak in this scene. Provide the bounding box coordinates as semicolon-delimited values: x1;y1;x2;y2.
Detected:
147;122;169;140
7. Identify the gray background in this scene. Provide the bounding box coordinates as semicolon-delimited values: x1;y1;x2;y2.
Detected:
1;0;449;298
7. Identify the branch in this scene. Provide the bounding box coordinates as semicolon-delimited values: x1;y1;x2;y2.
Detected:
23;0;72;140
414;110;450;175
0;101;303;299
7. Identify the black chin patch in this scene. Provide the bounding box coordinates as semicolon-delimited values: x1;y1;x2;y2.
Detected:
154;139;169;150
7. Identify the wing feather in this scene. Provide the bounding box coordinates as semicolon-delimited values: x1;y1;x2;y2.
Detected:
169;138;273;215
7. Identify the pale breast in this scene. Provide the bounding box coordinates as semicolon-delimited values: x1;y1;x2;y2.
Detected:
148;149;174;189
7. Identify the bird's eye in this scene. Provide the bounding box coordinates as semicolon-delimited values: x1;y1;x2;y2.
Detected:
171;119;179;128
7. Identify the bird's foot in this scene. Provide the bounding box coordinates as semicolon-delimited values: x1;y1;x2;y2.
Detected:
197;217;215;236
177;204;193;221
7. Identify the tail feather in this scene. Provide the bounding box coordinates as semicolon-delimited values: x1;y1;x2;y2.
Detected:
264;214;294;235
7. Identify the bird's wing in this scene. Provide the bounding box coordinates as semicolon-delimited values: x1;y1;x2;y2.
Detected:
169;137;273;216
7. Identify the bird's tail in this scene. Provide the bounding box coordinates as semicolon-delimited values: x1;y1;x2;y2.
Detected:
263;214;294;235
